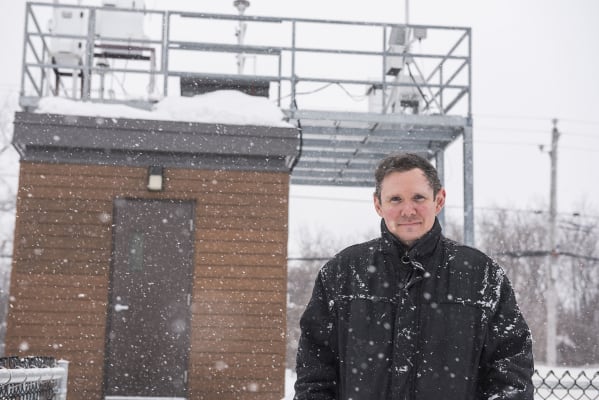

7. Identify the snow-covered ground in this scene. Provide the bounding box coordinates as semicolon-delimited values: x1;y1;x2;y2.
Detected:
284;369;296;400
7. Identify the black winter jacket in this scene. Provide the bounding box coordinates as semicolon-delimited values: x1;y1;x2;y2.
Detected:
294;219;534;400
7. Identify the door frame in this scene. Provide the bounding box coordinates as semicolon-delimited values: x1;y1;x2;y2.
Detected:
102;198;196;399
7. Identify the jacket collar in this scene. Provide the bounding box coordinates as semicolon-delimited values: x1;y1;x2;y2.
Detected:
380;217;442;261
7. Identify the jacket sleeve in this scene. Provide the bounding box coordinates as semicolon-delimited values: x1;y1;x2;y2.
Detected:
294;269;338;400
478;267;535;400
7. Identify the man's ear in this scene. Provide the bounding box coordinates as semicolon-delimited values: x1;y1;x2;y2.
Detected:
435;188;446;215
373;193;383;217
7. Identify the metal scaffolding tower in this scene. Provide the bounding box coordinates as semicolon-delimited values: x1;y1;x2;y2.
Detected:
17;1;475;243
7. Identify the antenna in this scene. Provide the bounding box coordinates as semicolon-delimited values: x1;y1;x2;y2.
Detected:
403;0;412;52
234;0;250;13
233;0;250;74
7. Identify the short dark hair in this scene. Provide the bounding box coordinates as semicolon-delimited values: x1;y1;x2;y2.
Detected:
374;153;442;200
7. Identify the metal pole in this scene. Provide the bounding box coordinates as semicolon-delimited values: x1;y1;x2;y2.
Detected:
20;4;31;100
234;1;249;74
57;359;70;400
277;54;282;107
82;7;95;100
382;26;387;114
439;63;444;113
467;28;472;119
290;20;297;112
162;11;170;97
463;122;475;246
462;26;474;246
435;150;445;229
545;118;560;365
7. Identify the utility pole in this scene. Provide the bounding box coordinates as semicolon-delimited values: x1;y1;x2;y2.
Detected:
545;118;560;365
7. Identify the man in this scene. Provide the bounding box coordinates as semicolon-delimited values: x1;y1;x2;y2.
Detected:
294;153;534;400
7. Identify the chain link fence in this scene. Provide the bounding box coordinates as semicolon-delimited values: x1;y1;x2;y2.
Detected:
0;356;68;400
534;369;599;399
0;358;596;399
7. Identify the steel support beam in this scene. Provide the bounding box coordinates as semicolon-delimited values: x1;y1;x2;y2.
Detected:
463;123;474;246
435;150;445;230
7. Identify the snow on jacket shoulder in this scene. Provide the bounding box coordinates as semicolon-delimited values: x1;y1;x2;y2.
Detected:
294;220;534;400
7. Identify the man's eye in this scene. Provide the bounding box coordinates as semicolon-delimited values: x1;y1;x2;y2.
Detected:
390;197;401;203
414;195;425;201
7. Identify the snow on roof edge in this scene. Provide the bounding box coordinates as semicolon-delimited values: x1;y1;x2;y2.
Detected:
34;90;293;128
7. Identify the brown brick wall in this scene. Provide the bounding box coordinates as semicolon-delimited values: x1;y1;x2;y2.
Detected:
5;161;289;400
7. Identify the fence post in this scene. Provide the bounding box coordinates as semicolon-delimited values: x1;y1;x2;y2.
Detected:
56;359;69;400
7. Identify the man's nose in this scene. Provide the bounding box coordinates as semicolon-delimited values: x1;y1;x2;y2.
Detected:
399;202;416;216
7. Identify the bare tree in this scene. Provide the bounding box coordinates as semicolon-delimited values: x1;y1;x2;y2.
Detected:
477;209;548;361
0;90;18;356
477;207;599;365
553;212;599;364
286;227;376;370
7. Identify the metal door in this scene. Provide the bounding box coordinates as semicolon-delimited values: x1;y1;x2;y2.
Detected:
104;199;195;399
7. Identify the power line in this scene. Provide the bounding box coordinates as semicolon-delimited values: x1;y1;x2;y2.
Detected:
474;113;554;122
560;145;599;153
288;252;599;263
280;82;368;102
562;131;599;139
475;126;599;140
561;117;599;126
475;125;549;135
290;194;599;219
475;140;599;153
475;140;543;147
445;204;599;218
496;250;599;263
475;113;599;128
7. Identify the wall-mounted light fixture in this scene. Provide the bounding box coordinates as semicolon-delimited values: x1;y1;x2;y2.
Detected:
147;166;164;191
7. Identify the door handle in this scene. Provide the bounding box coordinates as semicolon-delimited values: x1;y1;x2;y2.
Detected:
114;303;129;312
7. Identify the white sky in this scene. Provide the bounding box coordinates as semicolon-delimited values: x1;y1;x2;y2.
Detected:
1;0;599;254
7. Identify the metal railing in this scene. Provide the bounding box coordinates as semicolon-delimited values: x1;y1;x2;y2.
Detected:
534;369;599;399
19;2;472;118
0;356;68;400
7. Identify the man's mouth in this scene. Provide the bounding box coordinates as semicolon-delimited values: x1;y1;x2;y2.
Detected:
398;221;421;226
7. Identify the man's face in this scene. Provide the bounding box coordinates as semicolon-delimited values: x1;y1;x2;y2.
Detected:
373;168;445;247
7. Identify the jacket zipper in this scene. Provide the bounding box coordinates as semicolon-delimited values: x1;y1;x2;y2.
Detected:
403;252;427;399
404;253;426;290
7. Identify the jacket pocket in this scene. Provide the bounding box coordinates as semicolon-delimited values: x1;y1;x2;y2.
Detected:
335;296;395;400
436;298;487;339
431;299;486;349
418;299;485;397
